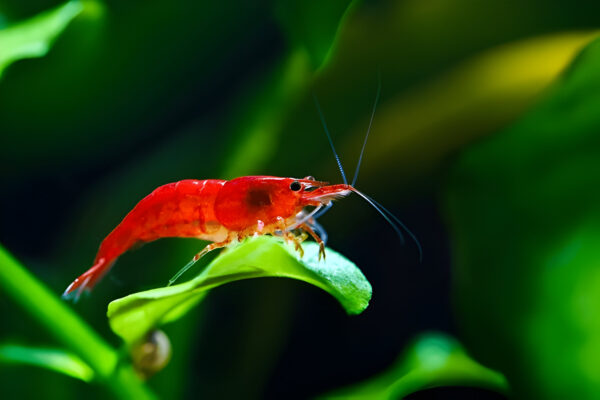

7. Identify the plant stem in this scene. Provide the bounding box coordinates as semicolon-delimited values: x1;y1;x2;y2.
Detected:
0;244;156;399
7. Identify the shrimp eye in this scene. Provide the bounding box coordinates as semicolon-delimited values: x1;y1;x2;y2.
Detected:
289;181;302;191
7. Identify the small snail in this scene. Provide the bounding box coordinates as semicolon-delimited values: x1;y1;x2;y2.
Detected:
130;329;172;379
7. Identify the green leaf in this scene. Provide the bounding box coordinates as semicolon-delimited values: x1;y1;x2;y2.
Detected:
107;236;371;345
443;37;600;398
0;1;83;78
0;344;94;382
320;332;508;399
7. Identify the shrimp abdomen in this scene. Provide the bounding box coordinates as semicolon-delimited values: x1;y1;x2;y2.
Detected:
63;179;228;299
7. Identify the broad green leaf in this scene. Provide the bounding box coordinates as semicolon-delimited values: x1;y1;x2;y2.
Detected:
0;1;83;78
0;344;93;382
444;36;600;398
108;236;371;345
320;332;508;399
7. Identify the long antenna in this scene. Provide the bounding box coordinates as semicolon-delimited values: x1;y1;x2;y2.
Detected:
312;75;423;262
352;72;381;187
313;94;348;185
349;188;405;245
361;192;423;262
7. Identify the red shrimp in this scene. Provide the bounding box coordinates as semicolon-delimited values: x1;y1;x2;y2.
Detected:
63;176;355;299
64;76;422;300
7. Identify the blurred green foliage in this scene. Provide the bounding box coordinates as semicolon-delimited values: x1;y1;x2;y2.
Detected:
3;0;600;399
321;332;507;399
444;36;600;399
0;344;94;382
0;244;155;399
0;1;82;77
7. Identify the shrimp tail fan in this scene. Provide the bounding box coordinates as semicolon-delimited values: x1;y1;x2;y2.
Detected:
62;258;113;302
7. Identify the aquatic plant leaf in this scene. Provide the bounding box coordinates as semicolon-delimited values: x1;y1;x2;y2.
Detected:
107;236;371;345
0;1;82;78
0;344;94;382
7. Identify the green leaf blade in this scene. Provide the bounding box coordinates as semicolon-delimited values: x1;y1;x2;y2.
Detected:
108;236;372;345
0;1;83;78
0;344;94;382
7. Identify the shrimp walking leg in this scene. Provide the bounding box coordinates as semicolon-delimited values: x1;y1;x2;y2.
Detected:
298;223;326;260
307;218;328;245
276;218;308;257
167;236;234;286
285;231;308;257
